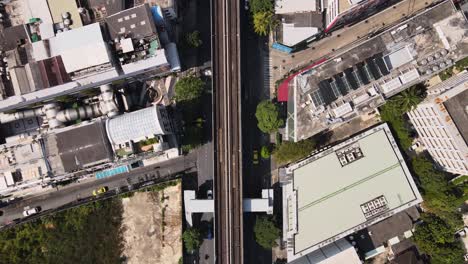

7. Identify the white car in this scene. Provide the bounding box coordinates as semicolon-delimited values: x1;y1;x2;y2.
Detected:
23;207;40;217
410;141;421;150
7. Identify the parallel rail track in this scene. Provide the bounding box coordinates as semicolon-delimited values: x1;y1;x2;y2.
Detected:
211;0;243;262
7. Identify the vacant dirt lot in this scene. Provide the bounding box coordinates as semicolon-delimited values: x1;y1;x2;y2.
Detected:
121;181;182;264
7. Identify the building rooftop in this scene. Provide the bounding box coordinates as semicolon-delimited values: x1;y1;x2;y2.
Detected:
278;12;323;47
281;123;422;261
87;0;125;17
32;23;112;74
44;119;113;174
106;105;168;146
286;0;468;141
289;239;361;264
444;88;468;144
0;25;28;52
105;4;158;40
275;0;318;14
47;0;84;29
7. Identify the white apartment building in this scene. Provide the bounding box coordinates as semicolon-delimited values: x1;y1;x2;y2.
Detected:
408;72;468;175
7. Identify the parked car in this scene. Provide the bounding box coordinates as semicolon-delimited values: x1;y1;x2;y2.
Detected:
92;186;109;196
253;150;259;165
207;190;213;199
410;141;421;150
23;206;41;217
206;222;213;240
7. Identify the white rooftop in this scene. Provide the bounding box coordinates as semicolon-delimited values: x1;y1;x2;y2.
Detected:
290;239;361;264
282;123;422;261
32;23;112;73
23;0;53;24
282;23;319;47
384;46;414;70
275;0;317;14
106;105;166;146
121;49;169;74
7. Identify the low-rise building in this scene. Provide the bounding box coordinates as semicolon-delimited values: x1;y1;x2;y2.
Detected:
408;72;468;175
280;123;422;262
44;119;114;175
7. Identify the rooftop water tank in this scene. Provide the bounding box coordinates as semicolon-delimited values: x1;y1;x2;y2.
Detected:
62;12;70;19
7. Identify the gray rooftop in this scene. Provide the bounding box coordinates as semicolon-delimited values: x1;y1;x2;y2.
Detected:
87;0;125;17
45;120;113;173
444;88;468;144
284;124;422;256
0;25;28;52
105;3;158;40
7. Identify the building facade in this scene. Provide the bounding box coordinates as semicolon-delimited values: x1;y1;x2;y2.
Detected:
408;72;468;175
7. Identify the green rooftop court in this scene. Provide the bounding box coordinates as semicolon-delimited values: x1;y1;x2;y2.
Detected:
281;123;422;261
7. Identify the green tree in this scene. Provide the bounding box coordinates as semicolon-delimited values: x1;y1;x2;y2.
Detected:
411;156;464;228
250;0;273;14
186;30;203;48
255;100;284;134
413;214;464;264
379;103;413;149
253;11;278;36
260;145;271;159
0;199;123;264
183;228;202;252
175;76;205;102
273;139;315;165
254;216;280;249
389;84;426;113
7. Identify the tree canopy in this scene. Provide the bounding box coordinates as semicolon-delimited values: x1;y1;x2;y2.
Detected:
379;84;427;149
260;145;271;159
388;84;426;113
255;100;284;134
182;228;202;252
0;199;123;264
411;156;464;228
413;214;464;264
250;0;273;14
254;216;280;249
253;11;278;36
174;76;205;102
273;139;315;165
186;30;203;48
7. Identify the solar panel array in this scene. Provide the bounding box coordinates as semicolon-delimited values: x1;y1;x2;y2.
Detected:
308;53;390;107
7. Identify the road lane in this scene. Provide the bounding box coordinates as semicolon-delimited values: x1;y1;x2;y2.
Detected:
0;154;196;225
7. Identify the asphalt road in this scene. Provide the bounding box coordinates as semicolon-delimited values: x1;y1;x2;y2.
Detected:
0;154;197;226
240;3;275;263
